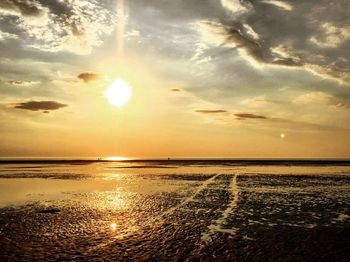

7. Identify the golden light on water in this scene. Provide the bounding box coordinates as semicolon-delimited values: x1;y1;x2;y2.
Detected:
104;80;132;107
110;223;117;231
104;156;128;161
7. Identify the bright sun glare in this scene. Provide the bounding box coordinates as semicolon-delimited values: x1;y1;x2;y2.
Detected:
104;79;132;107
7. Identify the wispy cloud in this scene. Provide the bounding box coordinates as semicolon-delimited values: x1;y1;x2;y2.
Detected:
197;21;301;67
5;80;40;87
220;0;253;15
293;91;349;108
240;96;278;107
242;24;259;40
261;0;293;11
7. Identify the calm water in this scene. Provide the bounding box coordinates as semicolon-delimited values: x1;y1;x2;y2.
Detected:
0;160;350;260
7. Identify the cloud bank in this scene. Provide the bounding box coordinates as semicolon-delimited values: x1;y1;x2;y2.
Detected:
195;0;350;85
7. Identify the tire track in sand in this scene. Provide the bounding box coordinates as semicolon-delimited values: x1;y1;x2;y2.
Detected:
201;173;239;242
157;174;221;218
88;174;221;252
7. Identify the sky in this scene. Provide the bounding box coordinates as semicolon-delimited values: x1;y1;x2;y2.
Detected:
0;0;350;158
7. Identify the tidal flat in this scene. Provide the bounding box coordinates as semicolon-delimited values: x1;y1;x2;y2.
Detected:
0;160;349;261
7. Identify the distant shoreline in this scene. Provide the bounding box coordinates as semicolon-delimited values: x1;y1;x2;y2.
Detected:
1;158;350;166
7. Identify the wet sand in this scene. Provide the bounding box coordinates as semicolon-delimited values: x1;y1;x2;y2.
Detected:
0;161;350;261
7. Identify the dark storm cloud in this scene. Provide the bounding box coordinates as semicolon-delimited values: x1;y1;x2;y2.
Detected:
77;73;100;83
234;113;268;120
196;109;227;114
14;100;67;112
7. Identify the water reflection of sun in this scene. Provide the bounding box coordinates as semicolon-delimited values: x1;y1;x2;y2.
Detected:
110;223;117;231
92;189;127;211
104;156;128;161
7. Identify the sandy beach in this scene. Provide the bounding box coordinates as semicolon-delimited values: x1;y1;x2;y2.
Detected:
0;160;350;261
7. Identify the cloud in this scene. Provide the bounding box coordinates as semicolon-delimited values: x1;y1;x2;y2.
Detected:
304;64;350;85
310;23;350;49
195;0;350;85
243;24;259;40
0;0;47;18
0;0;116;55
240;96;278;107
270;45;301;65
220;0;253;15
293;91;349;108
197;21;301;67
293;92;332;105
171;88;181;92
5;80;40;87
190;42;211;64
196;109;227;114
77;73;100;83
0;30;18;41
261;0;293;11
232;113;339;131
14;100;67;113
234;113;268;120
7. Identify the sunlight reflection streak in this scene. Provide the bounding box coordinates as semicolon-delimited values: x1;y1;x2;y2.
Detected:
116;0;127;58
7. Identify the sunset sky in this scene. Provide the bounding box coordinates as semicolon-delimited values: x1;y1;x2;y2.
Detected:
0;0;350;158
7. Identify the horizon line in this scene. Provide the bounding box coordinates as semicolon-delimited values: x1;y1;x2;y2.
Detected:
1;156;350;162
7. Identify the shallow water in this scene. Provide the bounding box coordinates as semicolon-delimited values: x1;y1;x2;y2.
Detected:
0;161;350;261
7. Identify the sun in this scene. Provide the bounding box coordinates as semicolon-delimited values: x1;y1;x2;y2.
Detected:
104;80;132;107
